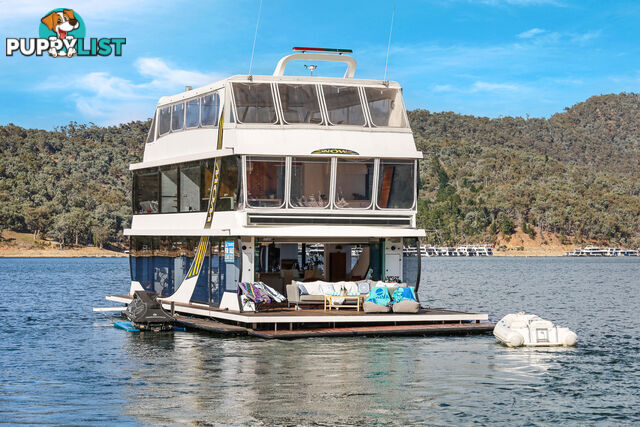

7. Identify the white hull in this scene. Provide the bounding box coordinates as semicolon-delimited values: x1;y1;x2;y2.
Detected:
493;312;577;347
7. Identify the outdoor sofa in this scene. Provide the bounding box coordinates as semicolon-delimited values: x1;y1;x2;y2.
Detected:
286;280;420;313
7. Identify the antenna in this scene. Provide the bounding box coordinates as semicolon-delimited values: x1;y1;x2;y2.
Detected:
383;5;396;85
248;0;263;77
304;64;318;76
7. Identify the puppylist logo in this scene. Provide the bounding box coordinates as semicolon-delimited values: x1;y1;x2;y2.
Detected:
6;8;125;57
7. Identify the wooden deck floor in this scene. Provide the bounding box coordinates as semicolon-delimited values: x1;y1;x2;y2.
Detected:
173;314;494;339
173;314;248;334
107;294;489;326
107;295;495;339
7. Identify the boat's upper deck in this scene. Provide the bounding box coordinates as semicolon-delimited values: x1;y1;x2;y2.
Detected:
138;52;421;168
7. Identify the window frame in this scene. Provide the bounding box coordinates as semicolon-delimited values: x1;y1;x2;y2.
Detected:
179;162;202;213
230;82;280;125
170;102;185;132
333;157;376;210
146;110;157;143
153;88;224;139
361;86;409;128
275;83;326;126
375;159;417;210
184;97;201;129
288;156;333;209
157;105;172;137
200;91;221;128
319;84;369;127
244;156;287;209
159;166;180;213
133;168;160;214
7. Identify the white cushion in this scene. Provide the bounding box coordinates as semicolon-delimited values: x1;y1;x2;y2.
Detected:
344;282;359;296
320;283;335;295
301;281;325;295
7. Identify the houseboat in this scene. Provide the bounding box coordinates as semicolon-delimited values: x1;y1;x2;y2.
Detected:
105;48;491;338
564;246;638;257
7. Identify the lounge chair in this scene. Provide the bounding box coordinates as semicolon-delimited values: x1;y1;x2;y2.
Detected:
237;281;286;312
391;287;420;313
363;286;391;313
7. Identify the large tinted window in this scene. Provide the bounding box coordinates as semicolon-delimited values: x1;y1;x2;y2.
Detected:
160;168;178;213
158;106;171;136
290;158;331;208
171;103;184;131
146;113;156;143
185;98;200;128
278;84;322;124
377;160;415;209
201;93;220;126
200;157;241;212
246;157;285;207
365;87;407;127
322;85;365;126
218;156;240;211
134;169;159;213
180;165;200;212
335;159;374;208
233;83;277;124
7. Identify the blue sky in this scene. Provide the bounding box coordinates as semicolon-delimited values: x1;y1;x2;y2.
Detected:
1;0;639;129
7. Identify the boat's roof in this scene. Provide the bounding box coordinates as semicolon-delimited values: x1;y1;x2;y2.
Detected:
156;50;402;107
157;74;403;107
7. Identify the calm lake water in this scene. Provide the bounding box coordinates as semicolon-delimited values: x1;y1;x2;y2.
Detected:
1;257;638;425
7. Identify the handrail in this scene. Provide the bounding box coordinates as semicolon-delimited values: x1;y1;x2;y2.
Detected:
273;53;357;78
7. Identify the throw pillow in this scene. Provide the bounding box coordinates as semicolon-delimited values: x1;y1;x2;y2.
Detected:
357;281;370;295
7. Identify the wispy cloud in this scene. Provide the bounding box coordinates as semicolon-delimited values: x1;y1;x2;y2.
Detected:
433;84;455;93
38;57;222;125
569;30;600;43
433;81;524;93
472;81;521;91
518;28;545;38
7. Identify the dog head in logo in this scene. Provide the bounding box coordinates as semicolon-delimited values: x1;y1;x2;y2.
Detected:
40;9;79;57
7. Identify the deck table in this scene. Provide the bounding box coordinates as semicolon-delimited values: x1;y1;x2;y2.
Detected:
323;295;365;311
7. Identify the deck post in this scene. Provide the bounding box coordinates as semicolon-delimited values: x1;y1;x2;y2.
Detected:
171;302;175;316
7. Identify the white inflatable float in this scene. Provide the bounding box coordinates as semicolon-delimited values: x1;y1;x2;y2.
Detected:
493;312;577;347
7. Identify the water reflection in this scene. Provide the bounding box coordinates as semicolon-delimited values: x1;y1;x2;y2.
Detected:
2;258;640;424
490;344;576;381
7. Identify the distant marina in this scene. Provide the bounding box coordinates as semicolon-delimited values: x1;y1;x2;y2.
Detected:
401;244;494;257
564;245;639;257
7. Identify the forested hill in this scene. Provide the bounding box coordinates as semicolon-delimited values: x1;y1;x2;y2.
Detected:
412;93;640;247
0;122;145;247
1;93;639;248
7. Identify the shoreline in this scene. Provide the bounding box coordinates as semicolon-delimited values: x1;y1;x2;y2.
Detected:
0;248;564;258
0;248;127;258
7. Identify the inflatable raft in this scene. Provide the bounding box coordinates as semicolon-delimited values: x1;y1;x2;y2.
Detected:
493;312;577;347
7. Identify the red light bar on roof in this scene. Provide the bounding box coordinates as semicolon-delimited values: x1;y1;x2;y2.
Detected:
292;47;353;54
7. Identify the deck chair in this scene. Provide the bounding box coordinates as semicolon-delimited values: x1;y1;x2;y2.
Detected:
363;286;391;313
391;287;420;313
237;282;271;312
